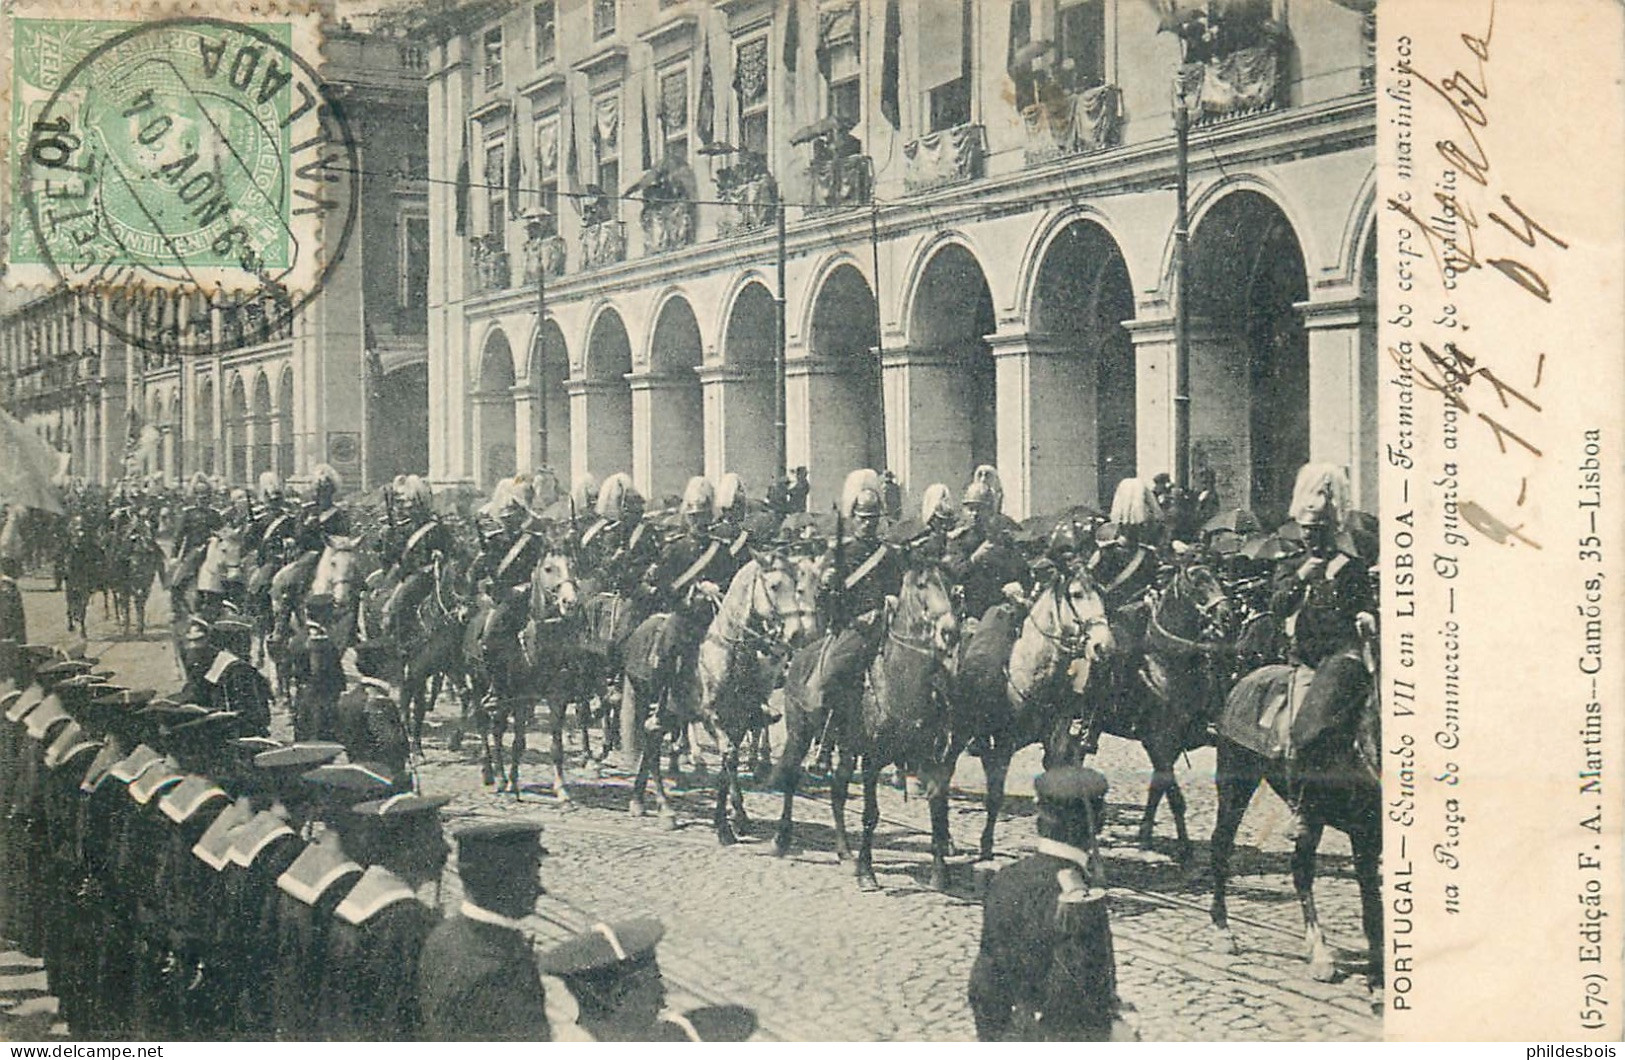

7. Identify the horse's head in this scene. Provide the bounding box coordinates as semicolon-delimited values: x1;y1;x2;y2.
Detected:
1169;560;1236;642
207;527;247;585
740;550;812;649
1033;564;1113;694
532;548;579;619
894;562;960;657
314;535;362;605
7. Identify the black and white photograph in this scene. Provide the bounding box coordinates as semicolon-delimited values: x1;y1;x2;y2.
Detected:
0;0;1616;1044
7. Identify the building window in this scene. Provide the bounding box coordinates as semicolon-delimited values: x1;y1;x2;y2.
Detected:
483;27;504;91
735;35;770;156
919;0;971;132
398;214;429;332
534;115;560;231
1054;0;1106;94
828;75;860;130
533;1;556;66
593;93;620;220
485;139;507;239
592;0;617;40
658;67;689;168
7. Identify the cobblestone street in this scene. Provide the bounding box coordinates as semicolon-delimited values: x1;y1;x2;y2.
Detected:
7;580;1381;1041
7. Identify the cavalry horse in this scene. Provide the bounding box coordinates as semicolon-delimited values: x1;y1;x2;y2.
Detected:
269;536;369;708
61;515;106;635
395;555;474;756
1088;559;1236;861
504;545;590;799
627;552;808;841
107;518;166;637
776;560;962;890
1209;641;1382;988
946;561;1115;862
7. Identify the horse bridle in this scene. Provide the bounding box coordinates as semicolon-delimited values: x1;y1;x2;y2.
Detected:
883;572;957;660
1030;571;1110;659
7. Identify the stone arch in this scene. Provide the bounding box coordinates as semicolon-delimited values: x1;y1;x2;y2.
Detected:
641;294;704;500
712;280;778;492
1161;172;1321;298
475;328;518;491
195;376;216;477
166;390;182;482
796;252;872;347
714;270;775;360
801;261;883;509
897;230;999;343
251;371;273;482
900;241;998;498
227;373;249;486
1025;218;1139;509
528;318;572;489
579;306;634;480
275;368;294;478
1186;188;1311;518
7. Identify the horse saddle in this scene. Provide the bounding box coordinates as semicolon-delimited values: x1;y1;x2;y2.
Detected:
1220;650;1368;760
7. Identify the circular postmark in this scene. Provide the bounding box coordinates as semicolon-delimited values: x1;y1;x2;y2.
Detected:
18;16;359;357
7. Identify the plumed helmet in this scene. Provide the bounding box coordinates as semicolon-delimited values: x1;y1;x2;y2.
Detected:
961;465;1004;513
0;511;23;562
715;473;747;517
229;488;249;507
1289;463;1351;529
257;471;283;500
1108;478;1161;528
839;469;884;520
570;474;599;515
189;472;212;494
1048;519;1085;558
920;483;959;531
399;475;432;507
596;472;643;521
311;464;342;492
681;476;715;517
507;474;535;512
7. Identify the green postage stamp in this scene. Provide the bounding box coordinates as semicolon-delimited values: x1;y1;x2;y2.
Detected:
4;3;357;354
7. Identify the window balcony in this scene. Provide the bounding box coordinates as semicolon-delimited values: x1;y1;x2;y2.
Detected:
807;154;871;213
716;163;777;238
902;122;986;192
522;231;568;283
640;199;697;254
581;220;626;270
1021;85;1121;166
471;236;511;293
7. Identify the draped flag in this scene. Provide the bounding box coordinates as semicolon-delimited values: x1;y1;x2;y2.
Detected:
783;0;799;72
454;121;472;236
639;75;653;172
565;92;583;212
507;101;524;219
697;31;716;147
880;0;901;129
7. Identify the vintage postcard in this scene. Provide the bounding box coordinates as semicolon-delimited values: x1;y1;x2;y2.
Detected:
0;0;1618;1045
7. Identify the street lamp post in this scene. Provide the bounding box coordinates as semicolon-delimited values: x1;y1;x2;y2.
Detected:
1171;78;1192;493
774;198;788;488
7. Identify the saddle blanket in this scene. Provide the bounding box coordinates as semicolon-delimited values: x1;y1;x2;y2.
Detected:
958;603;1022;695
1220;651;1369;760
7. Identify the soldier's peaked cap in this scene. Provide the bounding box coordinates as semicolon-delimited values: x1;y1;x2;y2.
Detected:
351;792;452;818
537;918;665;977
37;659;96;678
303;762;397;797
92;687;153;708
679;1005;759;1042
255;742;345;772
455;820;548;863
1034;765;1109;809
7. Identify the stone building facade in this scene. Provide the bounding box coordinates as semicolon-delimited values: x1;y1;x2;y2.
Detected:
451;0;1373;518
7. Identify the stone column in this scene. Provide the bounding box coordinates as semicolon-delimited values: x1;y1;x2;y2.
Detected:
510;383;537;478
697;363;776;495
629;371;704;502
567;378;634;484
1297;294;1378;513
1125;313;1251;506
987;330;1096;521
785;354;875;513
245;412;263;483
880;344;980;514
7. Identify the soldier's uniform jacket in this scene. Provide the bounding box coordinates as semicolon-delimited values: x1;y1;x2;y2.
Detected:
296;502;351;555
968;839;1121;1041
1270;545;1373;669
320;865;441;1041
944;522;1031;621
219;809;305;1040
418;903;553;1041
245;501;295;560
826;535;904;630
272;836;364;1041
0;569;25;645
172;503;222;560
1089;541;1160;614
650;526;745;612
396;515;453;576
585;519;660;597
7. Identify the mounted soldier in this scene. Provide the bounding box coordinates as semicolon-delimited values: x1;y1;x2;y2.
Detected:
380;476;453;639
944;465;1030;633
1090;478;1165;615
295;464;350;556
582;473;657;599
170;473;222;593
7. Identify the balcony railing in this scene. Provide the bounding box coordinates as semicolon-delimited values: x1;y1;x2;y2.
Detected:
472;239;511;293
522;233;568;284
1177;42;1286;127
581;220;627;270
640;199;697;253
807;154;871;213
716;171;778;238
903;122;986;192
1021;85;1122;166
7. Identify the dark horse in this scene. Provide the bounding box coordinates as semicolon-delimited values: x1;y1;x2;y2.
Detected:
1210;645;1382;988
945;561;1115;861
108;519;166;637
1088;560;1236;861
61;515;105;635
776;560;961;890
